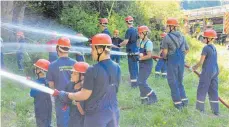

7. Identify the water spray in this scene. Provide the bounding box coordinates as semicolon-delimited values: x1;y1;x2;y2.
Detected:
1;22;89;42
3;43;128;55
0;70;54;95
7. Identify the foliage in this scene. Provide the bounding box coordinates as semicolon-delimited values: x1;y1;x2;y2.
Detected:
60;5;100;37
28;1;63;18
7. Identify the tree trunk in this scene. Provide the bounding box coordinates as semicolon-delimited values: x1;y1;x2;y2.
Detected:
1;1;14;41
13;1;26;24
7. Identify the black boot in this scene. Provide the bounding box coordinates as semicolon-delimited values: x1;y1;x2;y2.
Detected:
131;82;138;88
141;98;148;105
174;103;183;110
147;92;158;105
182;99;189;107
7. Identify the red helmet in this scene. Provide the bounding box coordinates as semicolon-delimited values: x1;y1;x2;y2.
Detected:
114;30;119;34
71;62;89;73
125;16;134;21
166;18;179;26
203;29;217;38
99;18;108;24
16;31;24;37
160;32;167;38
138;26;150;33
34;59;50;72
125;16;134;24
91;33;112;46
57;37;71;52
57;37;71;48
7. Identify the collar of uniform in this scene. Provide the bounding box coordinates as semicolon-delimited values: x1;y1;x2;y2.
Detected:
59;57;70;60
37;77;46;82
99;58;110;63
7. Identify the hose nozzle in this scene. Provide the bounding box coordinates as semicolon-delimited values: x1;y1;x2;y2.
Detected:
52;89;60;96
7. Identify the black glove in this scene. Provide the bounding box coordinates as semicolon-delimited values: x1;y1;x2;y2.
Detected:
58;91;70;104
117;44;121;47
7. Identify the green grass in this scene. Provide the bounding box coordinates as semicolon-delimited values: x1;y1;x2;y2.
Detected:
118;60;229;127
1;38;229;126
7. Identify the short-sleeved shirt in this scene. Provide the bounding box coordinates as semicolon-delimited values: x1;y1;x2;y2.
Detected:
83;59;121;112
201;44;218;71
47;57;76;90
125;27;138;52
102;28;111;37
112;37;123;51
140;39;153;52
161;31;189;55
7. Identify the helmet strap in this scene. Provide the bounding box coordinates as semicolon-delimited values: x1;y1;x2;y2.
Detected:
56;46;60;56
206;38;213;44
74;73;82;86
95;46;106;62
73;73;85;89
169;26;176;33
142;32;148;40
35;67;44;79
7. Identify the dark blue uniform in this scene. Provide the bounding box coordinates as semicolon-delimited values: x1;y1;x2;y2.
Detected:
46;39;58;62
74;42;85;62
111;37;123;64
138;40;157;104
196;44;219;115
16;38;25;70
83;59;121;127
155;41;167;78
162;31;189;109
125;27;139;87
65;82;84;127
102;28;111;37
30;78;52;127
47;57;76;127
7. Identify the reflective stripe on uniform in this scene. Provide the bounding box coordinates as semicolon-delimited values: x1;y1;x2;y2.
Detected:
155;71;161;74
130;79;137;82
140;90;154;99
147;90;154;97
181;98;188;101
140;96;148;99
197;100;204;103
210;101;219;103
161;73;167;75
174;101;182;104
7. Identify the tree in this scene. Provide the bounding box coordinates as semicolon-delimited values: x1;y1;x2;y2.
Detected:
1;1;27;41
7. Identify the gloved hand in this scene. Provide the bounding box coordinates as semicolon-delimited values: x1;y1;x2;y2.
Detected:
117;44;121;47
58;91;70;104
53;89;70;104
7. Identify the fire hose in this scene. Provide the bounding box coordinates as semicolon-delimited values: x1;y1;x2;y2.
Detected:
152;55;229;109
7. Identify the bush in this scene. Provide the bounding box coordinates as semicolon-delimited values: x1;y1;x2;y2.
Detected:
60;5;100;38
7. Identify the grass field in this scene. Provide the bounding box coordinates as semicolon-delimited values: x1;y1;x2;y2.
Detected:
1;38;229;127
